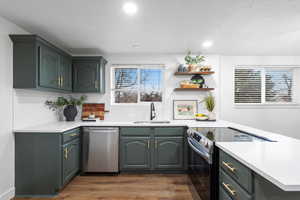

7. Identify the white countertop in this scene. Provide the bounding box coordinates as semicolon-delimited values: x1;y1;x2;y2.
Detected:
13;120;229;133
216;122;300;192
13;120;300;191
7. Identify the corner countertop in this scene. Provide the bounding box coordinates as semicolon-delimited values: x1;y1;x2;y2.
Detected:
216;122;300;192
13;120;300;192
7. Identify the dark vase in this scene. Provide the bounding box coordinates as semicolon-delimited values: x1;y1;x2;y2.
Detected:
63;105;78;121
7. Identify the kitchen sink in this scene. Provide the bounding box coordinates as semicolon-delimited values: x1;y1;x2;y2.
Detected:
133;120;171;124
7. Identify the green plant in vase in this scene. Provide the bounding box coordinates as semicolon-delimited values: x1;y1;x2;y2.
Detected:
202;93;215;120
184;51;205;72
45;95;87;121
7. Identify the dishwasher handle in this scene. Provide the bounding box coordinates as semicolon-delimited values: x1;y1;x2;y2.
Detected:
83;127;119;132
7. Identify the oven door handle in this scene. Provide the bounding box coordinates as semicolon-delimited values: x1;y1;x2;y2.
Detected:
187;137;212;164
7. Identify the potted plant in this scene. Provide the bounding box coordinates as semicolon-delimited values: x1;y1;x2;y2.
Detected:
184;51;205;72
202;93;215;120
45;95;87;121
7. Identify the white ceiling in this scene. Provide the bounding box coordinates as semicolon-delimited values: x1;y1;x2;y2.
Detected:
0;0;300;55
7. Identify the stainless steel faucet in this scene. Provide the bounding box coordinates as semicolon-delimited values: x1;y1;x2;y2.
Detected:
150;102;156;120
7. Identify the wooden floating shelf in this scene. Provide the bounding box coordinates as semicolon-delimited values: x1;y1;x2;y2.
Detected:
174;88;215;91
174;71;215;75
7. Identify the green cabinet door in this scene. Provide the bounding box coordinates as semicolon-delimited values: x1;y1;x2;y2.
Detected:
73;61;99;92
38;44;60;89
154;137;183;169
73;57;106;93
60;56;72;91
120;137;151;170
62;139;80;186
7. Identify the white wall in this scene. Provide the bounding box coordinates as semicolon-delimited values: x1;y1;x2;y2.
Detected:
0;16;69;200
220;56;300;139
13;90;69;129
81;54;220;122
0;17;27;200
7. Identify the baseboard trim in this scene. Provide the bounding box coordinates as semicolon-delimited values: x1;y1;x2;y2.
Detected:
0;188;15;200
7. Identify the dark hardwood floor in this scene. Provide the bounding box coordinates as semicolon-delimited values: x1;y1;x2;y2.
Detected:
15;174;200;200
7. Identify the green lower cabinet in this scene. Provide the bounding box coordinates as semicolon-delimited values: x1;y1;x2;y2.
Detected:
154;137;183;169
254;174;300;200
120;127;186;172
15;129;81;197
120;137;151;170
219;149;300;200
62;139;81;185
219;186;233;200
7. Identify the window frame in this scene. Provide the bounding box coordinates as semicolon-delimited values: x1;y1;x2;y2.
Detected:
234;65;300;108
111;65;165;105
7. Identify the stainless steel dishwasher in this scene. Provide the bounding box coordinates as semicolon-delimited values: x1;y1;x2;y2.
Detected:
82;127;119;173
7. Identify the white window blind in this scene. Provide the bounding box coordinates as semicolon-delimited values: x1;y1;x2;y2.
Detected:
235;67;295;104
235;68;262;103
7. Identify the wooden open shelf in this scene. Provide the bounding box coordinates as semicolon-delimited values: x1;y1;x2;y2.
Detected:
174;71;215;75
174;88;214;91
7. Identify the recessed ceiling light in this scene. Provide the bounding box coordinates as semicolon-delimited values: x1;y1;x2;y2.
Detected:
123;2;138;16
202;40;213;48
131;43;140;48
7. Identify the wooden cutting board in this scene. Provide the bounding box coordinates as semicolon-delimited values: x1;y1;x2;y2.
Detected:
81;103;105;120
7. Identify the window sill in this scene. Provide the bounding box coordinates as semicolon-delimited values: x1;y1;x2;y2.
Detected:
234;103;300;109
111;102;163;106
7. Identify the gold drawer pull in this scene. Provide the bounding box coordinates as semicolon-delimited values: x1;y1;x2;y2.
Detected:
69;133;78;137
64;147;68;159
222;161;236;172
222;182;236;196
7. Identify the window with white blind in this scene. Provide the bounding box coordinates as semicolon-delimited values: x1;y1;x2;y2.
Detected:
235;67;295;104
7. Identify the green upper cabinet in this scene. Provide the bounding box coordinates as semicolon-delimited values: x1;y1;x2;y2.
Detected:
73;57;107;93
60;56;73;91
39;44;60;89
9;34;73;92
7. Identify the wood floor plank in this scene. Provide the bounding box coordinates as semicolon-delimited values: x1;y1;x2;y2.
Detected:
14;174;198;200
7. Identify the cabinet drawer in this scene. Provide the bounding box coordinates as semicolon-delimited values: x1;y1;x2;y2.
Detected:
120;127;152;136
154;127;184;136
63;128;80;144
219;186;233;200
220;170;252;200
219;150;253;194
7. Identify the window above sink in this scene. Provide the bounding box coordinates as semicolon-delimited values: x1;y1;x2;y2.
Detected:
111;65;165;104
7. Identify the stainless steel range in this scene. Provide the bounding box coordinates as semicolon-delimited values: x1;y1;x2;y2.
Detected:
187;127;269;200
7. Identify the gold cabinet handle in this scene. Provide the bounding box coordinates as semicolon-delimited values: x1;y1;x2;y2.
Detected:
147;140;150;149
69;133;77;137
61;76;64;87
222;182;236;196
222;161;236;172
155;140;158;149
64;147;68;159
95;80;98;89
